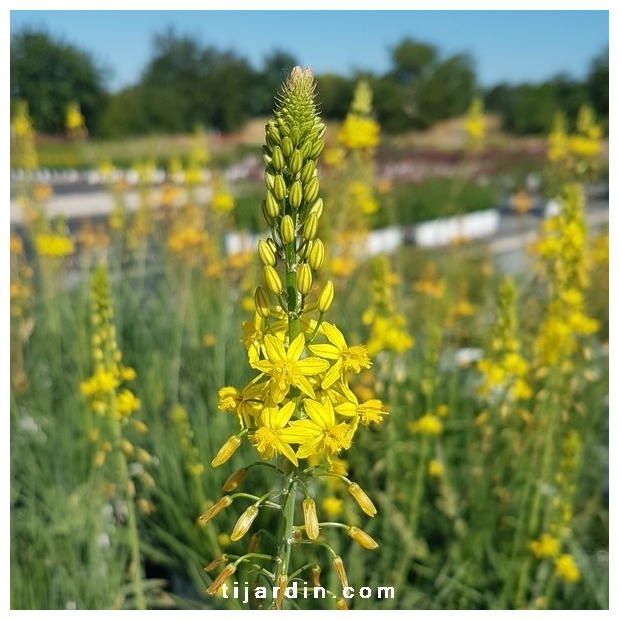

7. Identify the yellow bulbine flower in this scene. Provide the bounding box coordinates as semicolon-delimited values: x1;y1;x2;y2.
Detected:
250;400;299;466
554;554;581;583
281;398;354;460
218;382;265;429
35;233;75;257
251;333;329;404
334;385;388;426
529;533;560;558
308;322;372;389
116;389;141;417
212;191;235;213
338;115;380;150
408;414;443;436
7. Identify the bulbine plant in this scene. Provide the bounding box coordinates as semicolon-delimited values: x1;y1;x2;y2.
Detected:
201;67;388;609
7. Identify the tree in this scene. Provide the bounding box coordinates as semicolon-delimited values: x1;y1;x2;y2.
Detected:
587;47;609;124
10;28;110;135
315;74;354;120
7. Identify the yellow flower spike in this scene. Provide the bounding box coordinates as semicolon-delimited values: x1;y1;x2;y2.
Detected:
302;498;320;540
199;496;233;524
231;505;259;542
206;562;237;595
332;556;349;589
347;526;379;550
211;435;242;467
348;482;377;517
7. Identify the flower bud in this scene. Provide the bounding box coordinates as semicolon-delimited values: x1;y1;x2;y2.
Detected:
309;138;325;159
266;123;281;146
317;280;335;313
332;556;348;589
280;215;296;245
275;573;287;610
308;238;325;271
264;170;275;190
336;598;349;610
347;526;379;549
264;265;283;295
289;180;303;209
205;555;226;572
199;495;233;523
248;532;261;554
271;145;285;171
261;200;275;227
258;239;276;267
265;190;280;219
289;149;304;174
309;197;324;220
206;562;237;595
281;136;294;157
311;565;321;588
254;286;271;319
211;436;242;467
289;125;301;147
273;174;287;201
302;498;320;540
304;177;320;204
348;482;377;517
300;160;316;184
299;139;313;159
222;468;249;492
297;263;313;296
302;212;319;241
231;504;259;541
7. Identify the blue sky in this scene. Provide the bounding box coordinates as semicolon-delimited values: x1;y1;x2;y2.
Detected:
10;8;610;93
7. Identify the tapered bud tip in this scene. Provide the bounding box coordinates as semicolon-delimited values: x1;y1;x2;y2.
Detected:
230;505;259;541
347;525;379;550
211;436;242;468
348;482;377;517
222;468;248;492
318;280;335;313
332;556;349;589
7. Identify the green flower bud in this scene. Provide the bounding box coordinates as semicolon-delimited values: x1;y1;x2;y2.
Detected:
308;139;325;160
264;170;275;191
261;200;275;227
273;175;287;201
309;197;324;220
254;286;271;318
271;145;285;171
289;125;301;147
302;212;319;241
317;280;334;313
281;136;294;158
280;215;296;245
300;239;313;260
304;176;320;204
265;190;280;219
264;265;283;295
289;180;303;209
300;160;316;184
308;238;325;270
289;149;304;174
258;239;276;267
299;139;313;159
266;122;281;146
297;263;313;296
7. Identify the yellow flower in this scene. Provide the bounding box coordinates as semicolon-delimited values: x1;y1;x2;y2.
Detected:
217;382;265;429
250;400;300;466
212;191;235;213
408;414;443;436
116;389;141;417
529;533;560;558
338;115;380;150
35;233;74;257
322;496;344;519
251;333;329;403
309;322;371;389
281;397;354;460
554;554;580;583
428;460;445;478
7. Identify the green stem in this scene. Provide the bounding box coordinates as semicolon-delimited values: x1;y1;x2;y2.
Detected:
273;473;298;608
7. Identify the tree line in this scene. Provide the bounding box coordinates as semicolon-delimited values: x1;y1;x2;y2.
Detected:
10;27;609;140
